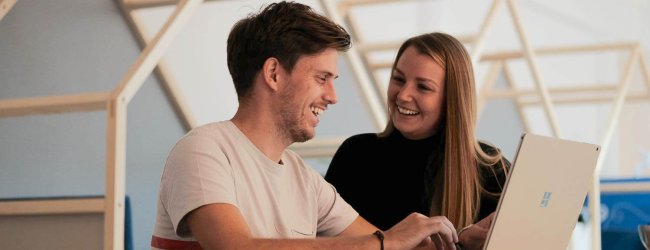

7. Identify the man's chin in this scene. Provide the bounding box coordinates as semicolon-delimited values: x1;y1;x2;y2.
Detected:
292;130;315;143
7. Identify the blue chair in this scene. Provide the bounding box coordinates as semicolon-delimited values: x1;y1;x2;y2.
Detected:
125;195;133;250
583;178;650;249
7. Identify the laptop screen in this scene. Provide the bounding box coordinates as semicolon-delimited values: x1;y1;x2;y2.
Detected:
484;133;600;250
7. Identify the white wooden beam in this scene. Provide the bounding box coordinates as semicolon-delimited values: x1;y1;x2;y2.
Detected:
356;41;402;53
338;0;414;14
111;0;203;105
639;52;650;97
369;43;639;71
470;0;503;65
588;45;641;250
0;198;104;216
0;0;17;22
502;63;531;132
106;0;203;249
517;94;649;105
121;0;222;10
480;43;636;61
356;35;476;53
289;137;346;158
337;0;390;113
594;46;641;174
340;0;409;7
118;3;198;130
477;61;503;116
0;92;109;117
507;0;561;138
601;182;650;193
105;98;127;250
319;0;387;131
121;0;179;10
487;84;618;98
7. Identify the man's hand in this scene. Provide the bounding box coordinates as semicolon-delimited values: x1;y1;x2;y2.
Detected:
458;212;495;250
384;213;458;250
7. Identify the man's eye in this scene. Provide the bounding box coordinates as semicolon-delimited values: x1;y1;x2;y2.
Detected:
391;76;405;83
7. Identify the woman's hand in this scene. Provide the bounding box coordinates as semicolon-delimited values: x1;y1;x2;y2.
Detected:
458;212;495;250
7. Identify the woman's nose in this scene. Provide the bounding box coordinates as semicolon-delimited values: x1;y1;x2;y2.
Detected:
396;83;414;102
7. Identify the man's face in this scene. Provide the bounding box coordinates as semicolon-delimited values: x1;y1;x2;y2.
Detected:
276;48;339;143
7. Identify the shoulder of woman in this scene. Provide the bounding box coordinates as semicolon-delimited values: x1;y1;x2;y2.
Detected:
478;140;500;155
332;133;380;157
341;133;380;146
477;140;512;170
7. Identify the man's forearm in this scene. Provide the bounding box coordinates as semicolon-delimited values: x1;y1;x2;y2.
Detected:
199;235;383;250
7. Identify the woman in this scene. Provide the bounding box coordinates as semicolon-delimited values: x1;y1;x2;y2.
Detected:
325;32;510;247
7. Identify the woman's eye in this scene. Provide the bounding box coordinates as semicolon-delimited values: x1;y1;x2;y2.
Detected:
391;76;405;84
417;84;432;91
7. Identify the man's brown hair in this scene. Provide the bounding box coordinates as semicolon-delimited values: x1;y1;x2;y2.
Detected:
227;1;351;99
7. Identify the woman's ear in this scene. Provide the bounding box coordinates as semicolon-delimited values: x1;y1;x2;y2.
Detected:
262;57;280;92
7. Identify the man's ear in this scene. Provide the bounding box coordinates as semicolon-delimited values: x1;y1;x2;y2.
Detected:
262;57;281;92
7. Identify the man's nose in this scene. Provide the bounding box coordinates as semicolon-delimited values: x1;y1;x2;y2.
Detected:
324;82;337;104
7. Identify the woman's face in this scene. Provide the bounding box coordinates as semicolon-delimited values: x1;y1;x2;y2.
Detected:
387;46;446;140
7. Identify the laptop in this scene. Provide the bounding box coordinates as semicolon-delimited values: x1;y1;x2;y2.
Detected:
484;133;601;250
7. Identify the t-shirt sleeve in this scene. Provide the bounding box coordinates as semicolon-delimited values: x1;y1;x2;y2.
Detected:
313;169;359;236
159;134;236;237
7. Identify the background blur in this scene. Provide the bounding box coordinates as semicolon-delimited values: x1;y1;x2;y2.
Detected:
1;0;649;249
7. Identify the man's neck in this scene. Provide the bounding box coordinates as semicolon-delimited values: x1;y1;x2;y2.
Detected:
231;107;290;164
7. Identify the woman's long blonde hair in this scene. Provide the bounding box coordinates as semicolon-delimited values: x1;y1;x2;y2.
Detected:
379;32;506;228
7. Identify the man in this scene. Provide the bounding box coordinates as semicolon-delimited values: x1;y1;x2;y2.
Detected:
152;2;458;249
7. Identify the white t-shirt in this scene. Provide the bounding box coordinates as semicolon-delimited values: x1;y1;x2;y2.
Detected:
152;121;358;247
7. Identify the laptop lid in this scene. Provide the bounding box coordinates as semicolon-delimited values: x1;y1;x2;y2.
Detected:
484;133;600;250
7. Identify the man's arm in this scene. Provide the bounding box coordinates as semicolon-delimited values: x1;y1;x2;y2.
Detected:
187;204;458;250
187;203;382;250
337;216;377;237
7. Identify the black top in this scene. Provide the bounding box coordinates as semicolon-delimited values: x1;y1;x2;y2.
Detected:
325;131;510;230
